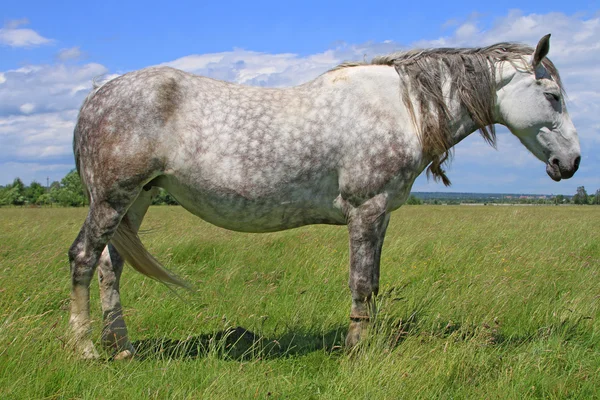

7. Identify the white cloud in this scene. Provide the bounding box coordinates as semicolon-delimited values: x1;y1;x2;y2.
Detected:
0;59;112;184
0;110;77;162
163;49;332;87
455;23;479;39
19;103;35;114
162;42;401;87
0;19;53;48
56;46;84;61
0;62;108;116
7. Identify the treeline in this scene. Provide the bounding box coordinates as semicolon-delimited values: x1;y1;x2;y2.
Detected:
0;170;177;207
406;186;600;205
2;169;599;207
570;186;600;205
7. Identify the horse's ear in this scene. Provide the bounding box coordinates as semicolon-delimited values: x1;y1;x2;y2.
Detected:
532;34;551;69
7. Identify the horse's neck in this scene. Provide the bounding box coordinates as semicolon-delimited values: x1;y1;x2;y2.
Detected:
435;83;481;149
428;61;517;149
447;109;481;147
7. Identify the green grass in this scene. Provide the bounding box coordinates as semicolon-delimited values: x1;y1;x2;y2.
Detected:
0;205;599;399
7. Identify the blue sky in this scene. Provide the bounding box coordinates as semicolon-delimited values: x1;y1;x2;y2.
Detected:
1;1;599;194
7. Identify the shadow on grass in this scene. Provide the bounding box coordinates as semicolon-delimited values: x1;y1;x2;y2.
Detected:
131;326;346;360
376;310;590;350
130;305;591;361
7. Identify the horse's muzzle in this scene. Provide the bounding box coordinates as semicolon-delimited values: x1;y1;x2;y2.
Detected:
546;155;581;181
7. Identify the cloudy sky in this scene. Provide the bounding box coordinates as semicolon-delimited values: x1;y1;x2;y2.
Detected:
1;1;598;195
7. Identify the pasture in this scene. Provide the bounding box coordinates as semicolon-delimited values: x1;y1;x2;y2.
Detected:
1;205;598;398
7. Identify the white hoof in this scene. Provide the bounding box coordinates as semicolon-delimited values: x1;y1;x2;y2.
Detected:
113;347;135;360
77;341;100;360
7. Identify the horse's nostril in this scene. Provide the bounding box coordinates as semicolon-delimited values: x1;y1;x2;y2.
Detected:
552;157;560;166
573;156;581;171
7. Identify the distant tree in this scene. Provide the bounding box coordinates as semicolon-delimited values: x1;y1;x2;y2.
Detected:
592;189;600;205
12;178;25;192
25;181;45;204
36;193;52;206
405;195;422;205
554;194;565;205
0;186;8;206
152;188;179;205
53;170;88;207
572;186;589;205
0;178;26;206
0;186;21;206
47;181;61;204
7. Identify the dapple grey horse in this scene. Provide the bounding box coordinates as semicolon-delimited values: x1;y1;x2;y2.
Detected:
69;35;580;359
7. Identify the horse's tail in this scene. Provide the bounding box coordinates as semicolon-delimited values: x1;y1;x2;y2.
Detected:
111;216;191;290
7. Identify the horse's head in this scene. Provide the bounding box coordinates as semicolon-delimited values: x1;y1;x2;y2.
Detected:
496;34;580;181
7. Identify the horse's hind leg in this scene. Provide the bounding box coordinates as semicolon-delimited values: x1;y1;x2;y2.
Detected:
97;244;131;359
69;201;127;359
97;187;158;359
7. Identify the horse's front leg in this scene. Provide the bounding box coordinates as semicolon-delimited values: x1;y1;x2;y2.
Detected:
343;194;390;348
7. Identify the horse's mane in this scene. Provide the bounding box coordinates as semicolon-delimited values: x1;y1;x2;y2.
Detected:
330;43;563;186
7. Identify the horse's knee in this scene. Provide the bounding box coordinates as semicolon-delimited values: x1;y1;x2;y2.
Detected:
68;238;97;286
68;234;84;265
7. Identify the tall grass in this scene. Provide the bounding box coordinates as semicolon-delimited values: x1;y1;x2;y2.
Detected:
0;206;598;398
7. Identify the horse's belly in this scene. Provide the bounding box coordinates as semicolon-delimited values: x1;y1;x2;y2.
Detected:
159;176;346;232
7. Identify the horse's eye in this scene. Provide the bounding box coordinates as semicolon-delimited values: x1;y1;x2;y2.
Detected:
544;92;560;103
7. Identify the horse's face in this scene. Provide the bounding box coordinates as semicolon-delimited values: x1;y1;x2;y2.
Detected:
497;35;580;181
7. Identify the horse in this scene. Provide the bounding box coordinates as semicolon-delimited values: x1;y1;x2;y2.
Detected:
69;35;580;359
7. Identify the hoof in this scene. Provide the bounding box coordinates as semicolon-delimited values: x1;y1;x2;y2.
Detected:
345;319;368;348
113;348;135;361
73;340;100;360
104;340;136;360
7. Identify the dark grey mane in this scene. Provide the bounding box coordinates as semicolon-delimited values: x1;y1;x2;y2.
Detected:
330;43;563;185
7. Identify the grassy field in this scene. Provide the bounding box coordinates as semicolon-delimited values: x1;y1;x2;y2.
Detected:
0;205;598;399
